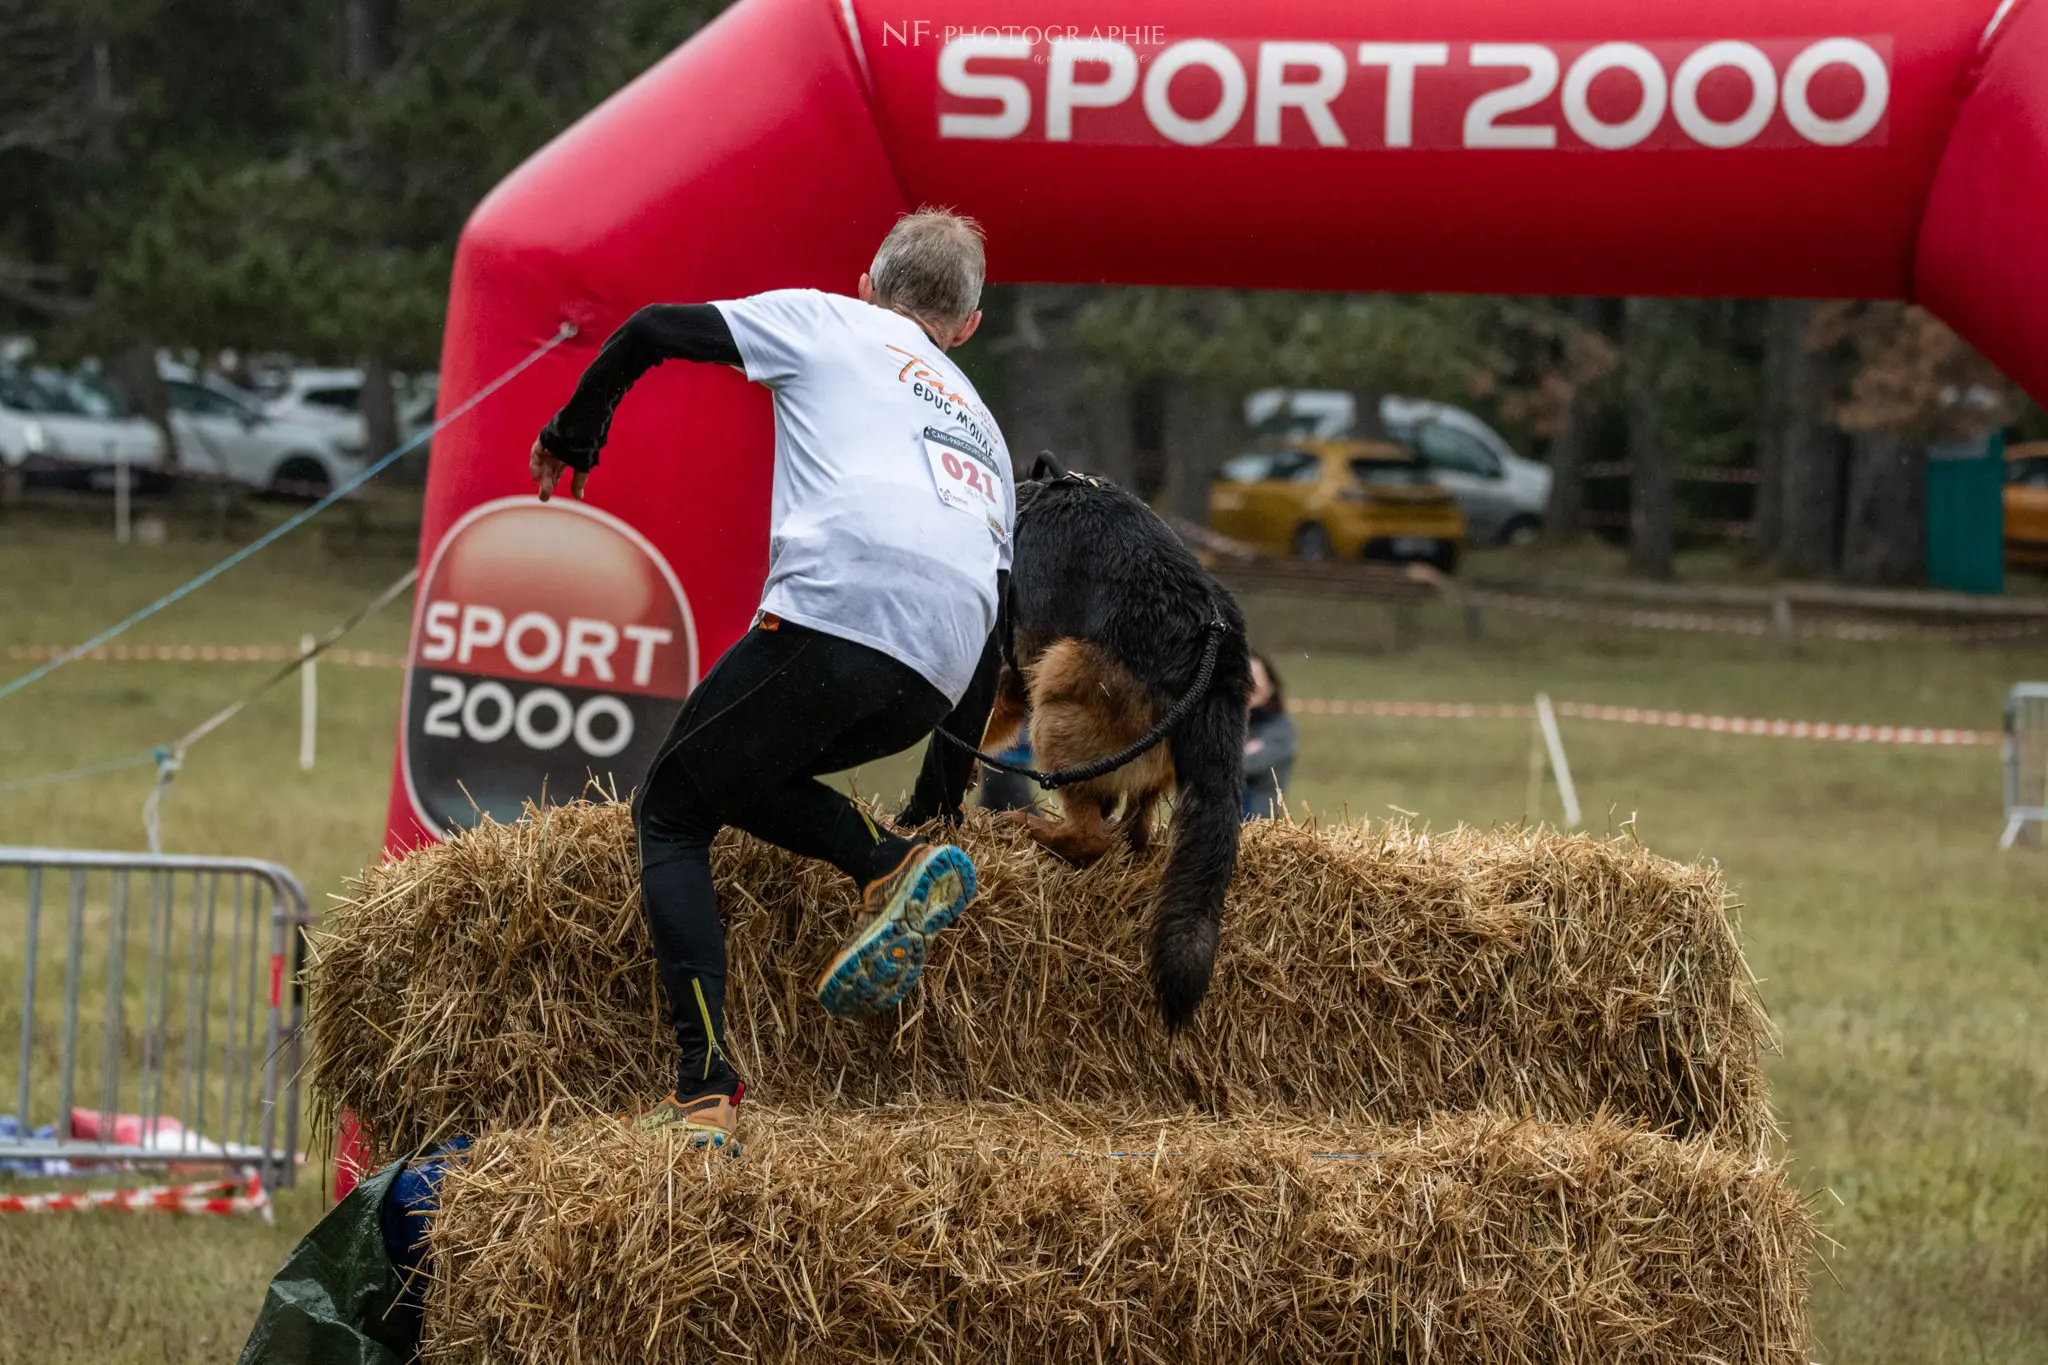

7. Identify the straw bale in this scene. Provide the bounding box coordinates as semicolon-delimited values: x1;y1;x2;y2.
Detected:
423;1107;1813;1364
307;802;1773;1161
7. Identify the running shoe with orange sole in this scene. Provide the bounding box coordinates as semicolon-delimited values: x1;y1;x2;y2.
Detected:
626;1085;743;1155
816;843;976;1020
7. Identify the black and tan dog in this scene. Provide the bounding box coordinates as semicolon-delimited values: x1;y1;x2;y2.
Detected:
905;459;1251;1032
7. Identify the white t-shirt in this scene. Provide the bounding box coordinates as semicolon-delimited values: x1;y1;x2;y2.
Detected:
712;289;1013;704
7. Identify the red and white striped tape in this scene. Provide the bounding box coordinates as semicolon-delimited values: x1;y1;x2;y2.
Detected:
1290;697;2003;746
5;643;403;668
1;638;2001;746
0;1173;271;1221
1294;699;1531;720
5;632;2000;747
1548;700;2002;745
15;587;2048;672
1473;596;1769;636
1475;593;2048;643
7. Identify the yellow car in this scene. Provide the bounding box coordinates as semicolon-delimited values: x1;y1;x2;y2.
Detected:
2007;441;2048;569
1210;440;1468;571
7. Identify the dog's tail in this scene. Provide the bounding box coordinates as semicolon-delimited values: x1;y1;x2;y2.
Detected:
1152;677;1248;1033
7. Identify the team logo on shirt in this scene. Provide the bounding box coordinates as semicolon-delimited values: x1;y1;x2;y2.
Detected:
886;343;1003;462
400;497;698;833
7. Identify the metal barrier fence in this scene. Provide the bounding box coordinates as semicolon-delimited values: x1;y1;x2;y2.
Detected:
0;848;312;1188
2002;684;2048;849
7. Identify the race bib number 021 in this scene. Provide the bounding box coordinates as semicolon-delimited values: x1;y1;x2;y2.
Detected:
923;427;1007;540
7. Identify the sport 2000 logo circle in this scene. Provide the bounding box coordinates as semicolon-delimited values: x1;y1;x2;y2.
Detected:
400;498;698;832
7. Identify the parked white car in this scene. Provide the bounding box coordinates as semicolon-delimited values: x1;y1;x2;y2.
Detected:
0;367;165;476
262;367;368;434
159;366;367;496
259;367;436;452
1245;389;1554;546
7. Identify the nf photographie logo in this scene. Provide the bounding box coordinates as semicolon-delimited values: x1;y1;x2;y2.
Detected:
931;33;1891;151
886;20;1167;48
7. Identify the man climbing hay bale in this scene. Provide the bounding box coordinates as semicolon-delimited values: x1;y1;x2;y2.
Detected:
528;209;1014;1153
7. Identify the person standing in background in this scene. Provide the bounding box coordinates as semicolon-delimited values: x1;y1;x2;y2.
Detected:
976;718;1037;814
1243;653;1296;820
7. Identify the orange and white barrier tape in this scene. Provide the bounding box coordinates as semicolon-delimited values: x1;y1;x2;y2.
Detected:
1814;618;2048;642
1291;697;2002;746
1472;596;1770;636
1295;699;1531;720
1473;593;2048;643
5;636;2003;747
5;643;403;668
0;1173;271;1221
1548;700;2002;745
17;588;2048;671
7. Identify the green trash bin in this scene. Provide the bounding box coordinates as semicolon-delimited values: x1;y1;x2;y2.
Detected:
1926;432;2005;595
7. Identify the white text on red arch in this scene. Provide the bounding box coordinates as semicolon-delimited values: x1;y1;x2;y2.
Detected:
417;601;676;691
933;36;1891;152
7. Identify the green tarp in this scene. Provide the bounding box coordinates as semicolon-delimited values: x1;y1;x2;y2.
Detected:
238;1161;423;1365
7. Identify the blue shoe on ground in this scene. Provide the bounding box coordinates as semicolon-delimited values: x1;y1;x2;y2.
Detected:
816;843;977;1020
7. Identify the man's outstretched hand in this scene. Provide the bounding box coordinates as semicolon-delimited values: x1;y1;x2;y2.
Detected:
530;439;589;502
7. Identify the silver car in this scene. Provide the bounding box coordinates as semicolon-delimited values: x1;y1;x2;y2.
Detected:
159;366;366;497
1380;397;1553;547
0;367;166;477
258;366;437;452
1244;389;1554;547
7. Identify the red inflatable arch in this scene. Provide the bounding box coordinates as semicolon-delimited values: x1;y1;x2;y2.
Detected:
382;0;2048;851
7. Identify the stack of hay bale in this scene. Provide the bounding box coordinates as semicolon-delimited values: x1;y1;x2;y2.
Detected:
307;802;1813;1363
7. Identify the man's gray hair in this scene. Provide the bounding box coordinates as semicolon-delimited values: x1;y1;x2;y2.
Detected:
869;208;986;331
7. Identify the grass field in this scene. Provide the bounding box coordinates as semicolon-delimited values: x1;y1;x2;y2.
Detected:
2;503;2045;1362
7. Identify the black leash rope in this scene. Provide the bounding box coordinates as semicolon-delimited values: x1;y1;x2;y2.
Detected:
933;618;1230;790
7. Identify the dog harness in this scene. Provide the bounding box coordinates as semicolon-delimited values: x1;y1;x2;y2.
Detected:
933;454;1233;791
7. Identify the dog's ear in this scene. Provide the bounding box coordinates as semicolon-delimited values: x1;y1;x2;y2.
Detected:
1029;451;1068;482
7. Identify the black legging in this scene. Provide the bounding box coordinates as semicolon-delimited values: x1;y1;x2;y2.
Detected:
632;615;992;1100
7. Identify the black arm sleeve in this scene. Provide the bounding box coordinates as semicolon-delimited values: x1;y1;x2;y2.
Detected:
899;571;1009;827
536;304;743;471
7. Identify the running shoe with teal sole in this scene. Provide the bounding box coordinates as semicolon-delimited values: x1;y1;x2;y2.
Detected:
816;843;977;1020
